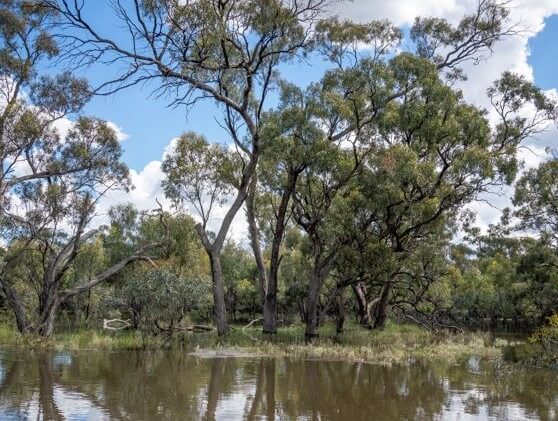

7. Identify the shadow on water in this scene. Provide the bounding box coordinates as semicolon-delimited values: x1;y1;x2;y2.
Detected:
0;347;557;420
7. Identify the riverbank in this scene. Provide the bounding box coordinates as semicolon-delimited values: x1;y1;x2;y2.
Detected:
0;322;504;365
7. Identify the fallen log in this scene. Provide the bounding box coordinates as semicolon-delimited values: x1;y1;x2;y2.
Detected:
103;319;131;330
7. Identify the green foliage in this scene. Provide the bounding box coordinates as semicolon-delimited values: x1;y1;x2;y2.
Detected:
528;314;558;367
115;266;212;331
162;133;238;225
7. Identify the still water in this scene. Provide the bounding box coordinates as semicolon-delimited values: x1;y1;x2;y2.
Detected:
0;347;556;420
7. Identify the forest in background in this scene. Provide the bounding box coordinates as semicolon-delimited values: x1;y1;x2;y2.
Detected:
0;0;556;360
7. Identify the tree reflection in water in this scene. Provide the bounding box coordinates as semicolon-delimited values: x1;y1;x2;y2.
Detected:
0;349;556;420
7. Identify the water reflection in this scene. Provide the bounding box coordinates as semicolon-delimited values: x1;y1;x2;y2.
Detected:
0;348;556;420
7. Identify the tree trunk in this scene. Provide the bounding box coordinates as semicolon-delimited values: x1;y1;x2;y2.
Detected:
1;282;30;333
265;170;298;334
335;286;346;334
246;176;271;332
305;269;321;338
209;252;229;335
373;280;392;330
37;291;60;337
352;282;371;327
247;169;297;335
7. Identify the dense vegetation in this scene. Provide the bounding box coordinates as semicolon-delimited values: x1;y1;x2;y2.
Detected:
0;0;556;365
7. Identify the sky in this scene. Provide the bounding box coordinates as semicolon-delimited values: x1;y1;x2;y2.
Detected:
53;0;558;243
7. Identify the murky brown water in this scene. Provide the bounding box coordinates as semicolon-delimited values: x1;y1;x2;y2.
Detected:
0;347;556;420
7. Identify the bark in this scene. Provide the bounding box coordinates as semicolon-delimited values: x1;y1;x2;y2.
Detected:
1;281;29;333
305;266;322;338
247;168;298;335
36;294;60;337
37;271;63;337
264;170;297;334
246;176;269;305
305;243;332;338
335;286;346;334
209;251;229;335
352;282;372;327
373;280;392;330
195;155;259;336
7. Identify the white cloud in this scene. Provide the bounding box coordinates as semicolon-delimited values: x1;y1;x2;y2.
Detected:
50;117;130;143
330;0;466;26
106;121;130;142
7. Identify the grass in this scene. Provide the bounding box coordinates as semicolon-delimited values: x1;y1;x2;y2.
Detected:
208;322;502;365
0;320;503;365
0;322;162;350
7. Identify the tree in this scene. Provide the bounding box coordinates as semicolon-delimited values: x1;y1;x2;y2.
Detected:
514;158;558;244
0;1;112;213
43;0;328;335
0;120;163;336
115;266;212;332
244;0;532;336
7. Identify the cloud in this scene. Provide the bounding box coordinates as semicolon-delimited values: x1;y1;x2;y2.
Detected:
330;0;465;26
51;117;130;143
106;121;130;142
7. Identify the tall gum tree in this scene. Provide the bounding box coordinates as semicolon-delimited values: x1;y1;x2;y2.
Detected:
41;0;330;335
353;65;556;329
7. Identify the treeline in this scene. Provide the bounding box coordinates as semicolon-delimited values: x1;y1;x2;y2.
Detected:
0;1;557;338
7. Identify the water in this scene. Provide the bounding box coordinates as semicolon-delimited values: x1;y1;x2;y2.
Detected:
0;348;556;420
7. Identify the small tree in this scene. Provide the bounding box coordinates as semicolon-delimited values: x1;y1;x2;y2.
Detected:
0;120;161;336
115;266;212;332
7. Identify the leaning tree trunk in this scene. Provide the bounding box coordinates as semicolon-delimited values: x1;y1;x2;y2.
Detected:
264;170;298;334
373;280;392;330
246;176;271;329
209;252;229;335
247;169;297;335
1;282;30;333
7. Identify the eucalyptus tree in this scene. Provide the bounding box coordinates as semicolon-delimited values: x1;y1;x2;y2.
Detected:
514;158;558;244
42;0;329;334
245;0;529;336
352;65;556;329
0;1;167;335
0;118;165;336
0;1;97;213
510;158;558;322
246;81;326;333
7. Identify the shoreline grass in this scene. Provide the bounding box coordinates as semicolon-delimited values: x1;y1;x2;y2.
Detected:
0;321;504;365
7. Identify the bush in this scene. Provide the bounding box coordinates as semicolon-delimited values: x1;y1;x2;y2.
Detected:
528;314;558;366
111;266;212;332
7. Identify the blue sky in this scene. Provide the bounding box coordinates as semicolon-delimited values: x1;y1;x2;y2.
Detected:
58;0;331;171
528;15;558;91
